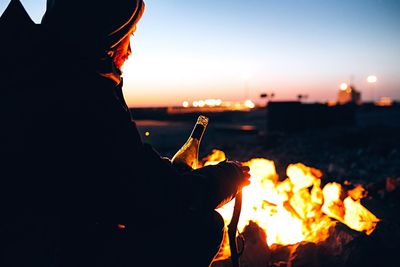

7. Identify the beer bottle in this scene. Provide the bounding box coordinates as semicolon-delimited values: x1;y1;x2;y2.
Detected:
171;115;209;171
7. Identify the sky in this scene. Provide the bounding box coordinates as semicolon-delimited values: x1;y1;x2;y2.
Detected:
1;0;400;107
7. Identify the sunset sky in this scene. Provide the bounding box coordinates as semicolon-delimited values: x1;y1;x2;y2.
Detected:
2;0;400;107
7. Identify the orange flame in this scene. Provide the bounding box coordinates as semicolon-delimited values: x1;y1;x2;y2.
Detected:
201;150;380;260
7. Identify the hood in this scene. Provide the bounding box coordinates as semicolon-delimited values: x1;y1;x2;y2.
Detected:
41;0;145;54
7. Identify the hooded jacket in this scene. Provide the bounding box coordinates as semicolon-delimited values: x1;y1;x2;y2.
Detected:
0;1;243;266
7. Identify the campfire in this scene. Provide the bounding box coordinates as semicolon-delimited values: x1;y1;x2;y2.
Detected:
200;149;380;267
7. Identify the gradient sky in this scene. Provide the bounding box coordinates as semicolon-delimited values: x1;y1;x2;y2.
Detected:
1;0;400;107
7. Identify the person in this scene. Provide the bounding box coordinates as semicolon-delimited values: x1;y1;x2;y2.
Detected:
0;0;250;266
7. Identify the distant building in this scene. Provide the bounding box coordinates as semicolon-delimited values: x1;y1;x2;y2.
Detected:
266;101;356;132
337;84;361;105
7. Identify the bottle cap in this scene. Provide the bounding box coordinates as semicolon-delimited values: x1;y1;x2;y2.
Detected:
197;115;209;127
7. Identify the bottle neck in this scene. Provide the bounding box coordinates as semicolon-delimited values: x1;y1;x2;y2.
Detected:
190;123;205;141
190;115;208;141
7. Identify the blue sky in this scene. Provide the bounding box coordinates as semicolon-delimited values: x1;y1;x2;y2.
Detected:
1;0;399;107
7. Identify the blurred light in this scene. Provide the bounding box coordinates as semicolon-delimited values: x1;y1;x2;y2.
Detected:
340;83;348;91
145;131;150;137
117;224;126;229
182;101;189;108
367;75;377;83
326;100;337;107
205;99;217;107
239;125;256;131
375;97;393;107
224;101;232;107
244;99;255;109
175;99;256;112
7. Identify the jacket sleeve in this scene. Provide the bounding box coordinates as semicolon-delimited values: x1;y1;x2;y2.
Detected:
137;144;241;213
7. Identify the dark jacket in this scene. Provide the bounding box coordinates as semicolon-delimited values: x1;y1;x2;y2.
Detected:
0;2;240;266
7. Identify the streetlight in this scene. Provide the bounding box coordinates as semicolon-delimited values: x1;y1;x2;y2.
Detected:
260;92;275;107
367;75;377;102
297;94;308;102
367;75;377;83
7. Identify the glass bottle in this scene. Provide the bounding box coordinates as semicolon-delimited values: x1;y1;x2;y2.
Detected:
171;115;209;170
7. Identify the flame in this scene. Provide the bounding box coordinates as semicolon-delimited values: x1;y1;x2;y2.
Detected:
343;197;379;235
201;150;380;260
347;184;366;200
201;149;227;166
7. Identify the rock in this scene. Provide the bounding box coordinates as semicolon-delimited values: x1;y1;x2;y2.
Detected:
344;220;400;267
270;244;292;265
239;221;271;267
317;222;363;267
287;242;318;267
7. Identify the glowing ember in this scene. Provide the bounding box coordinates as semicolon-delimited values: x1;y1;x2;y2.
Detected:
201;149;380;260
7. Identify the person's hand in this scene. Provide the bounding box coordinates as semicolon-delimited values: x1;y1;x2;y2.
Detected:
178;159;251;210
225;160;251;190
211;160;251;209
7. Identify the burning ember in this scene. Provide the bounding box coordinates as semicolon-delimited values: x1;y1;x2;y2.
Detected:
200;149;379;261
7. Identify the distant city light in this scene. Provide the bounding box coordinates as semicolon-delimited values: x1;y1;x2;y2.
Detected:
375;97;393;107
244;99;255;109
340;83;348;91
205;99;221;107
182;101;189;108
326;100;337;107
367;75;377;83
176;98;256;112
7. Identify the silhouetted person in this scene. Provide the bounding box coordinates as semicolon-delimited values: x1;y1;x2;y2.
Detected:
0;1;250;266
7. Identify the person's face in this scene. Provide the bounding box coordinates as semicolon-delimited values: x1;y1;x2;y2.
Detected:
112;30;134;69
